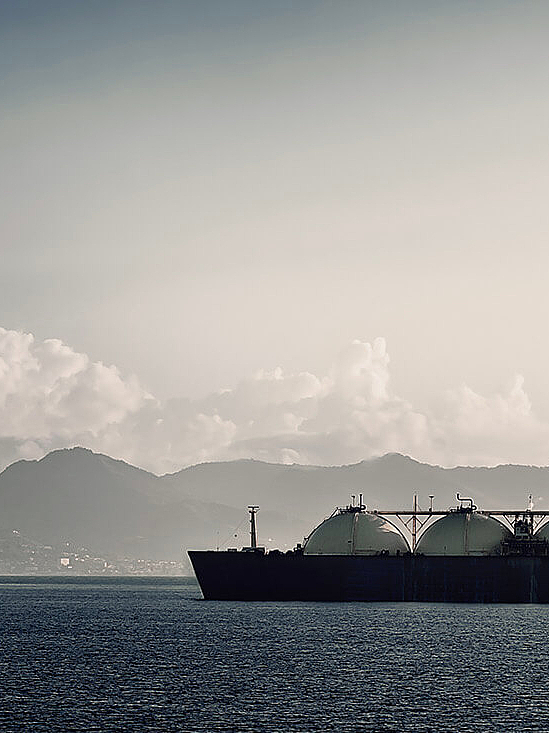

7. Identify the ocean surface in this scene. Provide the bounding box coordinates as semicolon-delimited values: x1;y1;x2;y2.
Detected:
0;577;548;732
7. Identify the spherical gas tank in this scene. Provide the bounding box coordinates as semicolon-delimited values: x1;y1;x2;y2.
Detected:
415;511;512;556
303;511;410;555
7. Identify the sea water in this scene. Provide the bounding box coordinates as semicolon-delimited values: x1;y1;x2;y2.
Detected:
0;576;548;732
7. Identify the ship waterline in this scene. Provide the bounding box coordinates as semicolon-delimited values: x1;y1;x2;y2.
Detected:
188;551;549;602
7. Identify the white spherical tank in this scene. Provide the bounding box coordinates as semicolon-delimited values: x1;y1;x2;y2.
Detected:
303;511;410;555
415;512;512;556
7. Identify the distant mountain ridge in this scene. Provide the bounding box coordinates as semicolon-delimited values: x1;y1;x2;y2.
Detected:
1;447;549;565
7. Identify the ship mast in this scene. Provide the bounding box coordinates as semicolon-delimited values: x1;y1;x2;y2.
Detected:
248;505;259;549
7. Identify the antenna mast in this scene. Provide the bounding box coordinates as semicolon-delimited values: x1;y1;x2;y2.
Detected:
248;506;259;549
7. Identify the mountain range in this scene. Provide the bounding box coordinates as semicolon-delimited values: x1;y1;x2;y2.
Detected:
1;447;548;566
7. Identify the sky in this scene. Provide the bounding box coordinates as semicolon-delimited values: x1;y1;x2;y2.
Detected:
1;1;549;472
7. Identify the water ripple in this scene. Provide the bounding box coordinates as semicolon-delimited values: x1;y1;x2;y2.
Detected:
0;577;548;731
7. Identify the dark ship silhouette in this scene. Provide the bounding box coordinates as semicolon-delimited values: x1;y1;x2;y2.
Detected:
189;494;549;602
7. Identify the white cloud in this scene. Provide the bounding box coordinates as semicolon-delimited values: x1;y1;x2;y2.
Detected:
433;375;549;466
0;326;548;472
0;327;152;468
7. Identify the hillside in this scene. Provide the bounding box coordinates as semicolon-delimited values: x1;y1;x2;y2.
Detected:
162;452;549;528
0;448;246;561
1;448;548;568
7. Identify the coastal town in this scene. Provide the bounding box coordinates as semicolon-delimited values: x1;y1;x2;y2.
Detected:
0;530;189;576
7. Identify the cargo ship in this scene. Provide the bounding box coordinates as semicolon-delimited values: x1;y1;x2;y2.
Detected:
188;495;549;603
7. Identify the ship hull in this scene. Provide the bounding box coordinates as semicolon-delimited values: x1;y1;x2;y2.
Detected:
188;551;549;603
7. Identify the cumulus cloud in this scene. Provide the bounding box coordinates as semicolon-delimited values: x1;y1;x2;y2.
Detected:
434;375;549;466
0;327;152;468
0;326;548;472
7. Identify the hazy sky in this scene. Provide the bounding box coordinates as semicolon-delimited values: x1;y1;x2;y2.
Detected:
2;1;549;470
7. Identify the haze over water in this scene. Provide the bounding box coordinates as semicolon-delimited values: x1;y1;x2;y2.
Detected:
1;577;548;732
